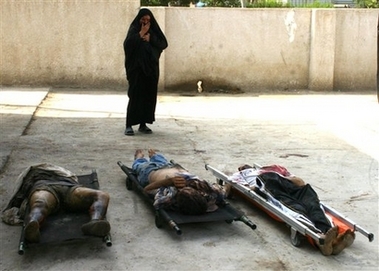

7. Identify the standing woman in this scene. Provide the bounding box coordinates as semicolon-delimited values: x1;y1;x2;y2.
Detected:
123;8;168;136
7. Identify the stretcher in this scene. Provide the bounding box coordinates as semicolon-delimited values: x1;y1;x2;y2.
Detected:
117;161;256;235
205;164;374;247
18;169;112;255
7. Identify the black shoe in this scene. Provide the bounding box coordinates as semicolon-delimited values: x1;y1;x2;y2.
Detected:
138;125;152;134
124;127;134;136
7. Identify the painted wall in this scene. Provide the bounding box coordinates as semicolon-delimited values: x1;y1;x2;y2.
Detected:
1;0;140;88
1;2;377;92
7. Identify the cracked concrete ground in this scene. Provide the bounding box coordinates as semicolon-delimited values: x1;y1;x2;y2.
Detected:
0;87;378;271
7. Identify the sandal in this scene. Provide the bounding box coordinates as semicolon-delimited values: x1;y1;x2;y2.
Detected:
124;127;134;136
138;125;152;134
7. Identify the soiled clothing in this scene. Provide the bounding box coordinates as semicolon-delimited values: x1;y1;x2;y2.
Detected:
123;8;168;127
259;172;332;233
230;165;332;233
132;153;175;187
1;164;81;225
132;153;226;211
152;179;225;211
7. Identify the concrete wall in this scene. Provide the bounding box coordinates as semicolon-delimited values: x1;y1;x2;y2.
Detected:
1;0;140;88
1;2;378;92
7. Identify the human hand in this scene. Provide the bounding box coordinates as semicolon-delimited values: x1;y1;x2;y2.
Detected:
172;176;186;188
139;22;150;37
142;33;150;42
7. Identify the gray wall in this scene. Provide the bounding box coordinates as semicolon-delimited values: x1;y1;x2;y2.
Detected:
1;2;378;92
1;0;140;88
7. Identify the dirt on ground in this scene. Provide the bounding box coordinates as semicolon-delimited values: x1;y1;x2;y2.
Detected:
0;87;378;271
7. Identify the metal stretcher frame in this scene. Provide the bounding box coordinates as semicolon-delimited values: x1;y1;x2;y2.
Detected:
205;164;374;247
18;169;112;255
117;161;256;235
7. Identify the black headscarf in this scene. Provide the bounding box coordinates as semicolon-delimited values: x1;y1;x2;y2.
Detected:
123;8;168;79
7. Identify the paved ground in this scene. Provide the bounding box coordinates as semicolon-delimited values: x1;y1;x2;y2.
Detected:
0;87;378;271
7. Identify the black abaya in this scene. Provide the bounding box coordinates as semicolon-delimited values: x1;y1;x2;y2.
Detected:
123;9;168;127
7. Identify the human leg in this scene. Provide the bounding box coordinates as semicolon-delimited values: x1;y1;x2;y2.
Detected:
125;95;135;136
148;149;168;164
25;190;58;243
131;149;151;186
138;76;157;134
68;187;110;237
132;149;169;187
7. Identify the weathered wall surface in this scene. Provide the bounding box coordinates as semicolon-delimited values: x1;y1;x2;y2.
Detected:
1;0;140;88
1;2;378;91
164;8;312;91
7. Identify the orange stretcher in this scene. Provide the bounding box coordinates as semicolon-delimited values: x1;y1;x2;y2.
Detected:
205;164;374;247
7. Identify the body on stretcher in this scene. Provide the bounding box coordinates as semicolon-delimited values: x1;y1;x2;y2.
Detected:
18;170;112;255
117;161;257;235
205;164;374;247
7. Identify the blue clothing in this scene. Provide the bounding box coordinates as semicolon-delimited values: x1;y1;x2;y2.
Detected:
132;153;172;187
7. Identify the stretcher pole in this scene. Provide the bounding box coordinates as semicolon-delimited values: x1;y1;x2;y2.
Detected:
254;163;374;241
205;164;324;245
18;225;26;255
321;203;374;242
117;161;183;235
158;210;182;235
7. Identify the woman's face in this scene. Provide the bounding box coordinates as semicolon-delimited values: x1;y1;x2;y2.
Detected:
139;15;151;26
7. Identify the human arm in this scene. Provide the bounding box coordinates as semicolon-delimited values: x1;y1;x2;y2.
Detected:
285;176;306;187
238;164;253;171
143;176;186;193
149;31;168;51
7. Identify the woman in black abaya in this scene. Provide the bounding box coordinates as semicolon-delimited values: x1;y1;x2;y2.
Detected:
123;9;168;136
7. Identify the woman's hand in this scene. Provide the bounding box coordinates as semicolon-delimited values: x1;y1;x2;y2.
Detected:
139;22;150;38
142;33;150;42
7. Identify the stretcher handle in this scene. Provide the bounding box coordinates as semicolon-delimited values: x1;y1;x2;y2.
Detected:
239;215;257;230
205;164;323;243
159;210;182;235
18;206;31;255
18;228;25;255
104;234;112;247
117;161;131;176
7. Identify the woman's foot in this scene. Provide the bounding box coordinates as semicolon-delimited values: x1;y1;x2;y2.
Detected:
134;149;144;160
138;123;152;134
125;126;134;136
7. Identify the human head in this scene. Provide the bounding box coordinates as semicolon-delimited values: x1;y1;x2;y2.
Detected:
137;8;152;26
139;14;150;26
133;8;154;26
176;187;208;215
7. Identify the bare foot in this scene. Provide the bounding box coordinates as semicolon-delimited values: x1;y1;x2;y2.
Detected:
332;229;355;255
134;149;144;160
318;226;338;256
148;149;156;158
